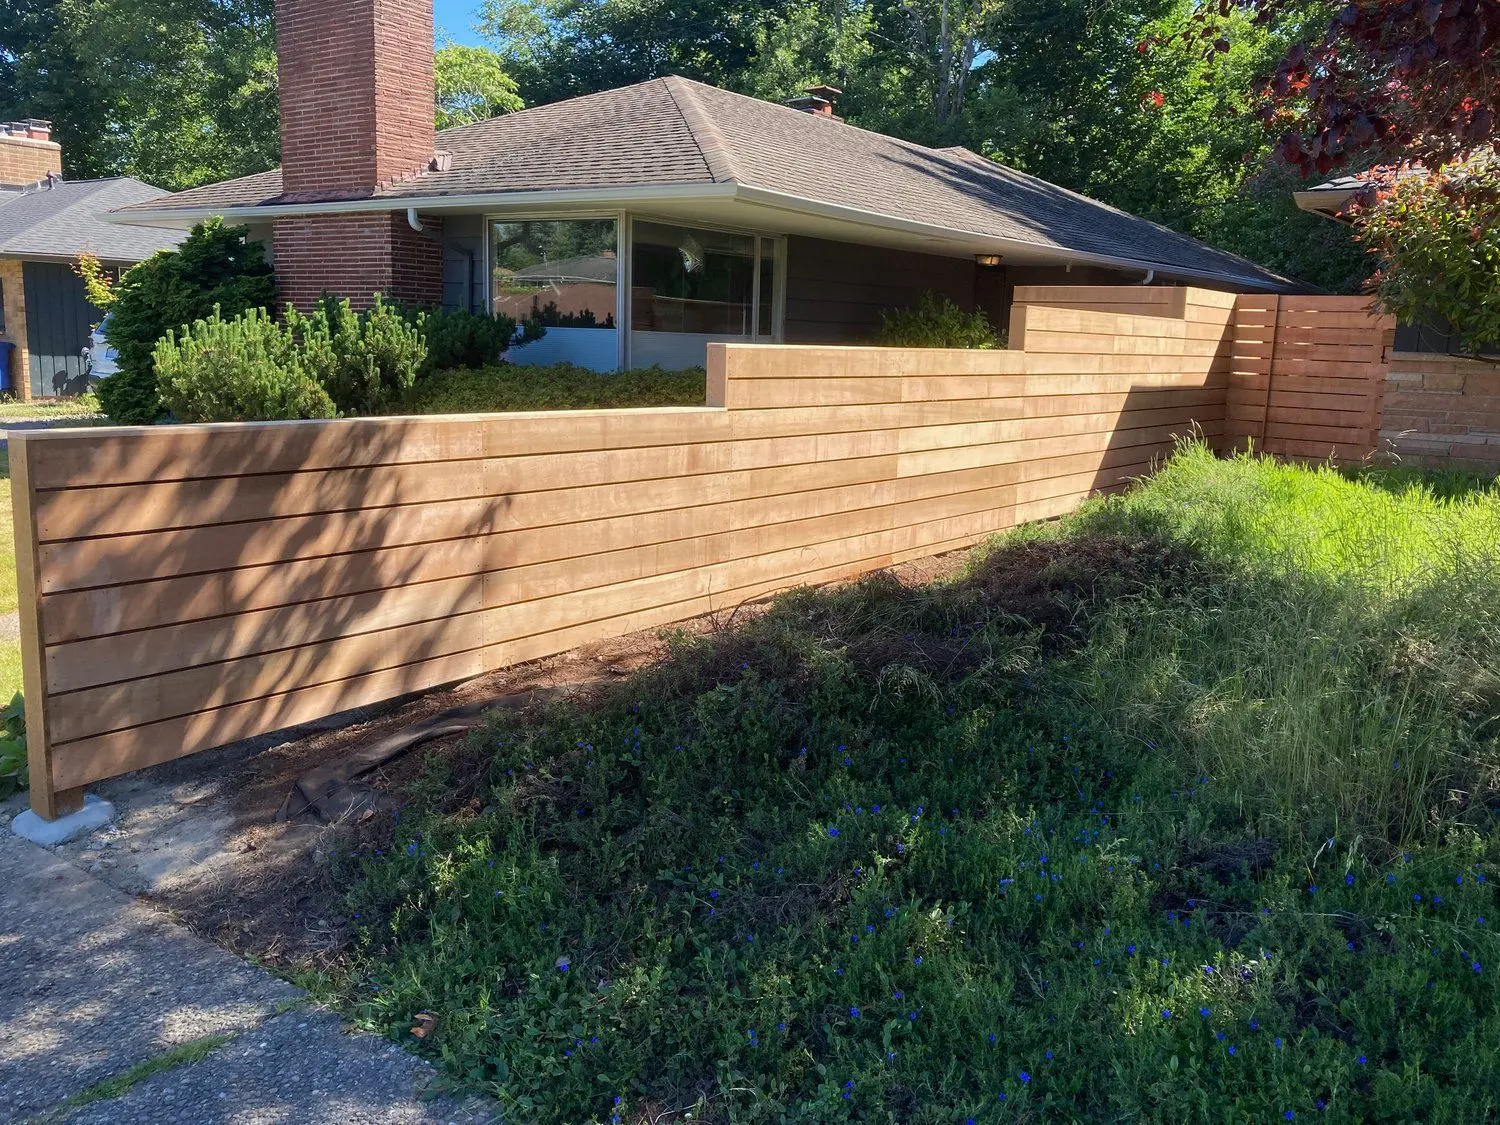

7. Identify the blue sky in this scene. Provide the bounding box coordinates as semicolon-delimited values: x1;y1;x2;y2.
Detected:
434;0;486;45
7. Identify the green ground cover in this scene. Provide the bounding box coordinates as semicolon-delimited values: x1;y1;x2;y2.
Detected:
292;445;1500;1119
404;364;706;414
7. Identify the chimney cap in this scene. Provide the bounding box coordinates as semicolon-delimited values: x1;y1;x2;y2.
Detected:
805;84;843;100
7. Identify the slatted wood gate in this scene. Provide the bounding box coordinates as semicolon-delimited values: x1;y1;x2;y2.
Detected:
1226;294;1395;462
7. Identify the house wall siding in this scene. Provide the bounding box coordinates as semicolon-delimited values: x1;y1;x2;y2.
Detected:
20;260;101;399
274;0;435;201
782;240;1163;345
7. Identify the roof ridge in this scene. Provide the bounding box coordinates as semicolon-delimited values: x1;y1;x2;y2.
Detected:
660;75;740;184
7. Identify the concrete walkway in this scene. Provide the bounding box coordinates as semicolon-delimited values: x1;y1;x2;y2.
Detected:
0;830;496;1124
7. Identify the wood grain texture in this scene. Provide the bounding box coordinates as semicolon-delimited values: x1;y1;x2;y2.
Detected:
1226;294;1393;460
17;285;1341;816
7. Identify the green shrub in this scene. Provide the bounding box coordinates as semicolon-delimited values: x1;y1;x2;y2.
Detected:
416;307;544;375
1356;150;1500;355
95;219;278;424
153;307;336;423
877;290;1003;348
405;363;706;414
0;692;26;798
289;296;427;416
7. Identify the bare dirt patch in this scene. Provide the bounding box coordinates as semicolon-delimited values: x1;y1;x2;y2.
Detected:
37;533;1179;976
39;543;983;973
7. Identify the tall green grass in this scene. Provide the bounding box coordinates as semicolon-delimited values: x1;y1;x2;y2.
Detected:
1068;441;1500;847
321;444;1500;1121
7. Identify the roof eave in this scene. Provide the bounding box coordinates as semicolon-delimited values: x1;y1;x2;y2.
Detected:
1294;188;1357;223
734;184;1296;293
106;181;739;228
106;176;1294;292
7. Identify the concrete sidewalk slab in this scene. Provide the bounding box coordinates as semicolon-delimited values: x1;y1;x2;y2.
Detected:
0;833;494;1123
0;833;299;1121
58;1008;492;1125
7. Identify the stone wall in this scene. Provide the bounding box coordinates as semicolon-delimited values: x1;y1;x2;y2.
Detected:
1382;353;1500;469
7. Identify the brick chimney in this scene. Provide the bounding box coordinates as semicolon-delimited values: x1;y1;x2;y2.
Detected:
271;0;444;308
0;121;62;188
275;0;437;201
785;86;844;122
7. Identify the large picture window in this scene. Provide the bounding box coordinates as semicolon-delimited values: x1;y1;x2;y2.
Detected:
630;222;782;369
492;218;619;371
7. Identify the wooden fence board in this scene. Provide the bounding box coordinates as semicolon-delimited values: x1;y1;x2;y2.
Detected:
1225;294;1392;461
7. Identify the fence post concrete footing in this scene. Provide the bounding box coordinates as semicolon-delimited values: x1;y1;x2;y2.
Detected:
11;794;116;846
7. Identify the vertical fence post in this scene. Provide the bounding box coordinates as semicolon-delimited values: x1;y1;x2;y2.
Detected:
10;435;70;820
1256;295;1282;452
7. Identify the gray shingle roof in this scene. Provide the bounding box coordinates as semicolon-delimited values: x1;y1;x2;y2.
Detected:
114;76;1289;288
0;177;185;262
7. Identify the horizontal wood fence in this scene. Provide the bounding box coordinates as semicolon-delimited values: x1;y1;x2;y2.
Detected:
16;284;1384;820
1226;294;1395;461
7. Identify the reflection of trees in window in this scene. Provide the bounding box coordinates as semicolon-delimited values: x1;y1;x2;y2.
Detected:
492;219;617;272
491;219;618;329
531;299;615;329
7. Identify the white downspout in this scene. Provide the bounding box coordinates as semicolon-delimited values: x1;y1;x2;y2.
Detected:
1139;268;1156;285
406;207;423;233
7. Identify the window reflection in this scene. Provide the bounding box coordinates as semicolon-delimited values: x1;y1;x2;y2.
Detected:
492;219;618;329
631;222;756;336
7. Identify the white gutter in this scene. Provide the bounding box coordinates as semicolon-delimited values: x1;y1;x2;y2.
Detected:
106;182;740;227
108;177;1289;291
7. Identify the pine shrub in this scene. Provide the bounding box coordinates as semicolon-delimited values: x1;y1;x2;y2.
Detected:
417;307;544;375
153;307;336;423
290;296;427;416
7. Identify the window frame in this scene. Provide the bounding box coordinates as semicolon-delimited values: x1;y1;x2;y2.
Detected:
484;209;785;371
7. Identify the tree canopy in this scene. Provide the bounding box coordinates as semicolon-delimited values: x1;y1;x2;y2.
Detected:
16;0;1480;293
0;0;279;190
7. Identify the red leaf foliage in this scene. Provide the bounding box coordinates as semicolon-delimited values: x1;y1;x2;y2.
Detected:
1188;0;1499;174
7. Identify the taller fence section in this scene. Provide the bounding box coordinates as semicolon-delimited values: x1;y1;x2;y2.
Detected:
1226;294;1395;462
14;287;1236;819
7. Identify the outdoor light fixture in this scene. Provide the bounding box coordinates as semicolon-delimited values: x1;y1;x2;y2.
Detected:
975;254;1003;268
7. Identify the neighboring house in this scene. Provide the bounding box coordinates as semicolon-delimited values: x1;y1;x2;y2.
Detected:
110;0;1295;374
0;122;185;399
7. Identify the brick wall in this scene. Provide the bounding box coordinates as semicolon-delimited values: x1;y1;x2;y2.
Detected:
1382;353;1500;468
274;0;435;202
0;258;31;401
272;213;443;310
0;133;62;188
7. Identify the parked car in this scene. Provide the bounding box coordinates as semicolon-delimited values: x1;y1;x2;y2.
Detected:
83;313;118;379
